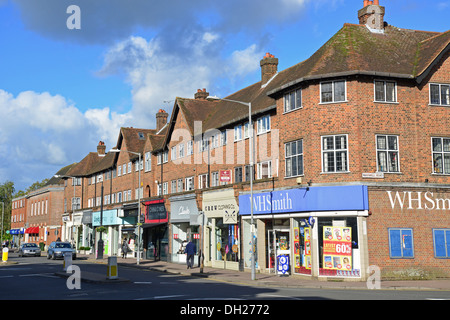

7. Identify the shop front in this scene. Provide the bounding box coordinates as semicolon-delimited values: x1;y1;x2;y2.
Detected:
142;198;169;261
202;189;240;271
169;193;202;264
367;187;450;278
119;203;140;258
80;210;94;251
239;185;369;280
92;209;136;257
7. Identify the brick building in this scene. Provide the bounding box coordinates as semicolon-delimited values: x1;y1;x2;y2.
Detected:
13;0;449;280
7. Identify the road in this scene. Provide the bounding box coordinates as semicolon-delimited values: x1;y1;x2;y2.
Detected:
1;252;449;309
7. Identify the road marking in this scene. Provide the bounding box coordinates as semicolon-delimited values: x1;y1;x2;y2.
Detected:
19;273;59;278
134;282;152;284
0;275;14;279
154;295;186;299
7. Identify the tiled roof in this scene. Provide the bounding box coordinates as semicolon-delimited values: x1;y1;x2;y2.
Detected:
268;23;449;95
66;152;104;177
45;163;78;186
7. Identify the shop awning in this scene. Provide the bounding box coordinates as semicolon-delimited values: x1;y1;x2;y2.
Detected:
25;227;39;234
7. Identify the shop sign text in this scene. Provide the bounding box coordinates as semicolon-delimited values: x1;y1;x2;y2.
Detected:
387;191;450;210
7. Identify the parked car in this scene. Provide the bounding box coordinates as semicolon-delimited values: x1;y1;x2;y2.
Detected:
47;242;76;260
18;243;41;257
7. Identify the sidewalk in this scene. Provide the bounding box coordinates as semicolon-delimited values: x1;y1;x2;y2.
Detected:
73;253;450;291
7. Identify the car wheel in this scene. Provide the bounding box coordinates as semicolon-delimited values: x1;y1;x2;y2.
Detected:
52;253;56;260
47;253;51;259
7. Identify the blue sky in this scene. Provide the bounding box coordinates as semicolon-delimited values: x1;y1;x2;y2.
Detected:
0;0;449;193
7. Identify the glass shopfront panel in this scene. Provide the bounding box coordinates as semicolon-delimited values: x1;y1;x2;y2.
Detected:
215;218;239;263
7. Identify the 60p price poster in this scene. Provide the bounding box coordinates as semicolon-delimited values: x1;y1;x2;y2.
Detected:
323;226;352;270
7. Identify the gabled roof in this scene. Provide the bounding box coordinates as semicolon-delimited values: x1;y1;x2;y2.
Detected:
115;127;156;161
268;23;449;96
66;152;104;177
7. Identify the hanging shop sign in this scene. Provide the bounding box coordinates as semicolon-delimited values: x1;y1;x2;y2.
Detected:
239;185;368;215
219;170;232;183
322;226;352;271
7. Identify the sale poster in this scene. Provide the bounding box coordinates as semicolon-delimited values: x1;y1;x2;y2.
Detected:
322;226;352;270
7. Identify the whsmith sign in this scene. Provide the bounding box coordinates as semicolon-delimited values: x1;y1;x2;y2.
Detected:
239;186;369;215
387;191;450;210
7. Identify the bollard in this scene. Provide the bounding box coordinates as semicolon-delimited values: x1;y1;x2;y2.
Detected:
2;247;8;263
63;252;72;272
107;256;118;280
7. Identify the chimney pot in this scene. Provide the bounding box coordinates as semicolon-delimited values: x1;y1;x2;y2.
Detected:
260;53;278;86
156;109;168;131
194;88;209;100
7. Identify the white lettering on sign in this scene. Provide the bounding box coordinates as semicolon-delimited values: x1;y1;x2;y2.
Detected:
387;191;450;210
252;192;293;212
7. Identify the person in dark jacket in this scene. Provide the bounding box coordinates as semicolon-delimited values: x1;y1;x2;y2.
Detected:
184;239;196;269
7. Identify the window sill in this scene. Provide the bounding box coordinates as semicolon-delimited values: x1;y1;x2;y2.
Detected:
373;100;399;104
319;100;348;105
283;107;303;115
429;104;450;107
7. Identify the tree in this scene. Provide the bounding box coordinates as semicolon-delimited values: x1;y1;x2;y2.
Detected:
1;181;15;242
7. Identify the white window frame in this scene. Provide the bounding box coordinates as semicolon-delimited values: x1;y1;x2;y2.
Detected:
198;174;209;189
432;137;450;175
145;152;151;172
211;171;219;187
285;139;304;178
179;143;185;158
257;115;270;135
234;124;242;141
374;80;397;103
171;146;177;161
284;88;302;113
376;135;400;173
320;80;347;104
430;83;450;106
185;176;195;191
257;161;272;179
321;134;349;173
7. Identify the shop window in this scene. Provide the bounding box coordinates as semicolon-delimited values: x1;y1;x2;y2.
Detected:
433;229;450;258
215;218;239;263
389;228;414;258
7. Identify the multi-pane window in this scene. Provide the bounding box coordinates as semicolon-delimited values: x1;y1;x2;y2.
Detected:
199;174;209;189
285;139;304;177
145;152;151;172
234;124;242;141
430;83;450;106
71;197;81;211
235;167;243;183
221;130;227;146
187;140;193;155
177;179;183;193
211;172;219;187
171;180;177;194
257;115;270;134
376;135;400;172
284;88;301;112
322;135;348;173
257;161;272;179
171;146;177;161
185;176;195;191
375;80;397;102
432;137;450;174
321;80;346;103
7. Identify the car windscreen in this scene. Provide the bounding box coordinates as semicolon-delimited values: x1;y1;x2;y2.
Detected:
24;244;38;247
55;243;72;248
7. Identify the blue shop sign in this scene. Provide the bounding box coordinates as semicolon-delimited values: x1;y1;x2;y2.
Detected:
92;209;136;226
239;185;368;215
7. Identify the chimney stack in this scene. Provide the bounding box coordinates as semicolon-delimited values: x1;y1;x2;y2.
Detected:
97;141;106;156
194;88;209;100
260;53;278;86
358;0;385;32
156;109;168;132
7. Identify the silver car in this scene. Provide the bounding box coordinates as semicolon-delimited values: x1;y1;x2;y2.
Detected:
18;243;41;257
47;241;76;260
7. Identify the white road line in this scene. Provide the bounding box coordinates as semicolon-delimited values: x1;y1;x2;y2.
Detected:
134;282;153;284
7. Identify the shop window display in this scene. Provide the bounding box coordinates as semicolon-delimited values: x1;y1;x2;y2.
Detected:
215;218;239;263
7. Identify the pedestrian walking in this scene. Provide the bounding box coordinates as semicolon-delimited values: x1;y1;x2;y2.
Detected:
184;239;196;269
122;239;129;259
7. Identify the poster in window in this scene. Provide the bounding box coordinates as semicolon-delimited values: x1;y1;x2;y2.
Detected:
323;226;352;270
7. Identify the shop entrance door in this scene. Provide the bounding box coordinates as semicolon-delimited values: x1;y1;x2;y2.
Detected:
268;229;290;275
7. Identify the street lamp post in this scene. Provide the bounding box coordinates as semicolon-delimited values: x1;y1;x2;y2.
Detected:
110;149;142;265
207;95;256;281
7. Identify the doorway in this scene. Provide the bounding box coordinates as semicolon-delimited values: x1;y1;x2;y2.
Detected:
268;229;290;275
